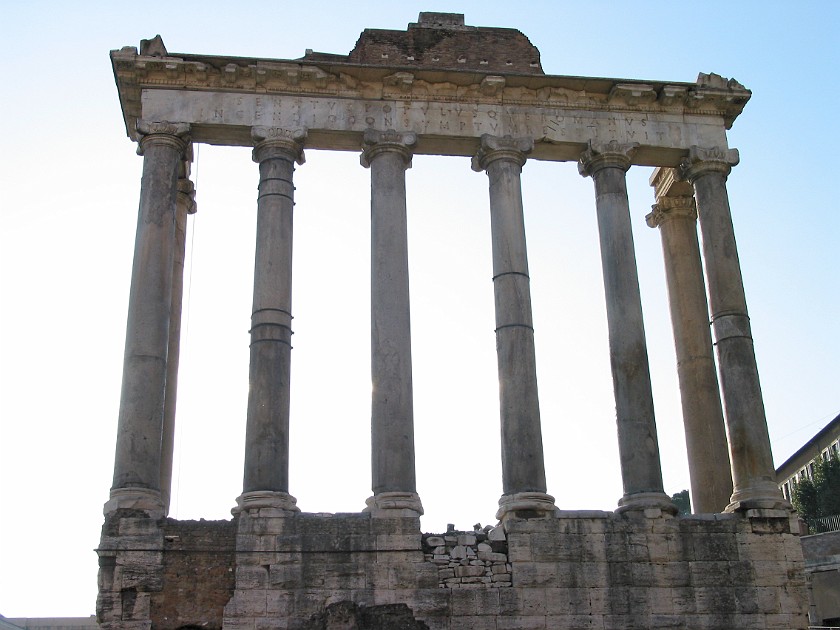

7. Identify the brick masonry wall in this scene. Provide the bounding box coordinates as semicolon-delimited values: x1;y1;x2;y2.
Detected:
98;509;810;629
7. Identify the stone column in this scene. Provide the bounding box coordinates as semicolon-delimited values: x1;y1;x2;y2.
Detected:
160;164;197;516
472;134;556;520
361;129;423;517
680;146;786;511
107;120;190;517
647;167;732;513
578;140;674;514
237;127;306;514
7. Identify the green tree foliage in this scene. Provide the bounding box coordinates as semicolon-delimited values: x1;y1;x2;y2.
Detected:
671;489;691;515
792;451;840;532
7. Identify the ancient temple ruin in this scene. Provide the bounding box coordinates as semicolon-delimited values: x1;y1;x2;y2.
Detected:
98;13;809;629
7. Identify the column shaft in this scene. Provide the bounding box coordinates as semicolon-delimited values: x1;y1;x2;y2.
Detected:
681;147;785;511
160;174;196;515
362;129;422;517
579;142;673;513
473;135;555;520
647;170;732;512
238;127;305;513
108;121;189;516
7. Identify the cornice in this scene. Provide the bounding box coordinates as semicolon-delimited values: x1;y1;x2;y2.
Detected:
111;45;751;143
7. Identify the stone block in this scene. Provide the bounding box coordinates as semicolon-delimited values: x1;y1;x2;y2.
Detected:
121;591;151;620
692;533;738;561
693;586;735;614
369;516;420;535
554;614;609;629
264;592;292;615
607;561;633;586
117;565;164;591
488;526;506;541
645;587;676;615
479;551;509;562
376;533;422;551
255;618;290;630
669;587;697;614
96;592;123;622
506;539;532;563
647;614;687;628
222;618;257;630
268;564;303;588
450;615;498;630
236;565;269;589
323;572;366;591
750;560;793;587
226;590;268;616
100;622;152;630
117;550;163;567
512;562;559;587
650;561;690;587
688;560;730;586
274;534;303;551
455;565;485;578
495;614;547;629
458;533;477;546
118;518;163;538
450;545;468;560
448;587;499;614
460;576;485;584
425;536;446;547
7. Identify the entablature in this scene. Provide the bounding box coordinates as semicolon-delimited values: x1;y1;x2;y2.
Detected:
112;40;750;168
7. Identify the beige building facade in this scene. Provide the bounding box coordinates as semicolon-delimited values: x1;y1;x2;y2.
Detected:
99;14;809;629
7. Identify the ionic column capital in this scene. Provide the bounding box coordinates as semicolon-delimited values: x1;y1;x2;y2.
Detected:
646;196;697;228
360;129;416;167
679;146;739;183
578;140;638;176
252;126;307;164
136;120;191;155
177;178;197;215
471;134;533;171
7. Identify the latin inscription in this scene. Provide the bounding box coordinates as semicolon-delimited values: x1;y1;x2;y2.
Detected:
141;90;722;154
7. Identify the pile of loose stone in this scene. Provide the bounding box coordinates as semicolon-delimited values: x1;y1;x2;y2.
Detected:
422;524;511;588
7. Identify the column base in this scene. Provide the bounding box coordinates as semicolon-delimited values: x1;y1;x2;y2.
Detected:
104;487;165;519
233;491;300;516
616;491;678;517
724;480;790;513
364;492;424;517
496;492;558;521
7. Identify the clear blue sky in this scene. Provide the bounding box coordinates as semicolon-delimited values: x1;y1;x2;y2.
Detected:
1;0;838;617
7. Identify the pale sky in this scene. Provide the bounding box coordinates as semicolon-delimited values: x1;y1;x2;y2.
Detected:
1;0;838;618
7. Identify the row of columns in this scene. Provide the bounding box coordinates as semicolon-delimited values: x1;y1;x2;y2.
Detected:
106;122;786;521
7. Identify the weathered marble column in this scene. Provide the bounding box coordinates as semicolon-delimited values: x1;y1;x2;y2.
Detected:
361;129;423;517
107;120;190;517
472;134;556;520
647;167;732;513
578;140;674;514
160;164;197;516
680;146;786;511
237;127;306;514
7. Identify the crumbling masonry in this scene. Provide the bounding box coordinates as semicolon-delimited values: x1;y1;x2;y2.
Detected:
98;13;809;629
